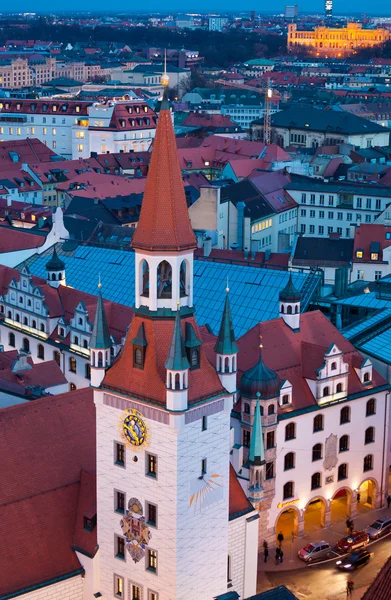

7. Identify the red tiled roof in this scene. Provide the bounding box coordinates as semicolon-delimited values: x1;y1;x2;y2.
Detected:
362;555;391;600
0;358;67;395
229;464;254;519
183;112;238;129
236;311;387;413
0;226;46;253
194;248;289;269
0;138;57;166
0;483;84;597
0;387;95;506
353;223;391;263
0;99;91;117
56;171;147;200
73;471;98;557
103;313;224;405
131;103;197;252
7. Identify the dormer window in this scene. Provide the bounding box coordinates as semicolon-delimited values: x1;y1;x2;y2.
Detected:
190;348;199;369
371;253;379;261
134;347;144;369
244;402;250;414
364;372;370;383
83;514;97;532
323;386;330;397
356;249;363;258
282;394;290;405
331;362;337;370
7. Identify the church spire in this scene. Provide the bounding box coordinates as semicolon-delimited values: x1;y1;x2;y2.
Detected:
165;308;190;372
90;284;111;350
214;287;238;356
249;396;265;466
131;60;196;253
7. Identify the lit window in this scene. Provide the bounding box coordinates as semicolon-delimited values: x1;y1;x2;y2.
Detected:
78;143;83;152
371;253;379;261
43;127;47;135
147;549;157;572
52;128;56;135
114;575;124;598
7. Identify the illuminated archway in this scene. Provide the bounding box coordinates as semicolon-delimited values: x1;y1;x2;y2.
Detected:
275;506;299;541
357;478;378;512
303;496;327;534
331;487;352;523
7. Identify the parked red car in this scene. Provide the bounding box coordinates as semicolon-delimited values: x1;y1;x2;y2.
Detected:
336;531;369;553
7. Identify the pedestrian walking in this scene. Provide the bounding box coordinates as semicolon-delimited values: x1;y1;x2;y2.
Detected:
346;579;354;597
387;494;391;509
275;547;281;565
277;531;284;548
349;519;354;534
264;546;269;563
346;518;351;533
263;539;268;551
279;549;284;563
356;492;361;504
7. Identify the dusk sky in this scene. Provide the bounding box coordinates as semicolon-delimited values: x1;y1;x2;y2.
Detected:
9;1;391;15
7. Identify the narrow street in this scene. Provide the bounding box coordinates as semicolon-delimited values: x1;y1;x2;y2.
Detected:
258;535;391;599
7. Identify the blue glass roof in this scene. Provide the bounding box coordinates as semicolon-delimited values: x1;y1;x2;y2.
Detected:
21;246;316;337
334;292;391;310
360;330;391;364
343;308;391;340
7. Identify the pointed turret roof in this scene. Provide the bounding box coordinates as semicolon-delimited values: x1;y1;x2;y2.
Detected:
279;273;301;303
45;246;65;272
131;89;196;252
249;396;265;466
165;309;190;371
214;292;238;355
131;323;148;347
90;289;111;350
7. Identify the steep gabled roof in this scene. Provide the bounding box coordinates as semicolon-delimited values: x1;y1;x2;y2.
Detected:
131;98;197;252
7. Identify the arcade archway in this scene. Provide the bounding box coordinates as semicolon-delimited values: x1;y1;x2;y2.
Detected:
357;478;377;513
303;497;327;535
330;488;352;523
275;507;299;541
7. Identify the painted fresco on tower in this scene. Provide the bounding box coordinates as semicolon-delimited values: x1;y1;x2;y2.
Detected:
120;497;152;563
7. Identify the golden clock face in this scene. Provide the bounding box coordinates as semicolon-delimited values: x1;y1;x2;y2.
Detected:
121;409;149;449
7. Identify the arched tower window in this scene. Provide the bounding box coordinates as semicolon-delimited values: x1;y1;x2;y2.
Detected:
141;259;149;297
157;260;172;299
180;260;188;297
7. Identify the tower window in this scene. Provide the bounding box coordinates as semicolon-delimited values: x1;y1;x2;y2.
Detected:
115;442;125;467
147;502;157;527
202;415;207;431
146;453;157;478
201;458;207;475
147;549;157;573
115;491;125;514
114;575;124;599
190;348;199;369
115;535;125;560
243;430;251;447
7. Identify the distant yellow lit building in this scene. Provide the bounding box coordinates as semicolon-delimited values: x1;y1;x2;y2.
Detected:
288;22;390;57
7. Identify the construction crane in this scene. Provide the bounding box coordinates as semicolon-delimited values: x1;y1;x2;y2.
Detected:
263;77;273;145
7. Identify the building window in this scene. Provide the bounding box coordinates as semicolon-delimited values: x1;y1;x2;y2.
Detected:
375;271;382;281
339;434;349;453
201;458;207;475
313;414;324;432
70;383;76;391
9;332;15;347
282;394;290;405
23;338;30;352
115;535;125;560
285;422;296;441
283;481;294;500
85;363;91;379
146;453;157;478
147;502;157;527
357;270;365;280
366;398;376;416
114;575;124;599
340;406;350;424
243;430;251;447
336;383;343;393
130;585;141;600
148;592;158;600
202;415;207;431
311;472;321;490
69;357;77;373
284;452;295;471
364;372;370;383
37;344;44;359
364;454;373;472
312;443;322;461
134;347;144;368
331;361;337;370
338;463;348;481
40;323;45;333
115;491;125;514
323;386;330;397
365;426;375;444
115;442;125;467
300;224;306;234
147;549;157;573
244;402;250;414
268;404;275;415
266;431;275;449
301;193;306;204
265;462;274;480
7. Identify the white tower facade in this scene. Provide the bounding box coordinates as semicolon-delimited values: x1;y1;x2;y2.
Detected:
94;84;235;600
